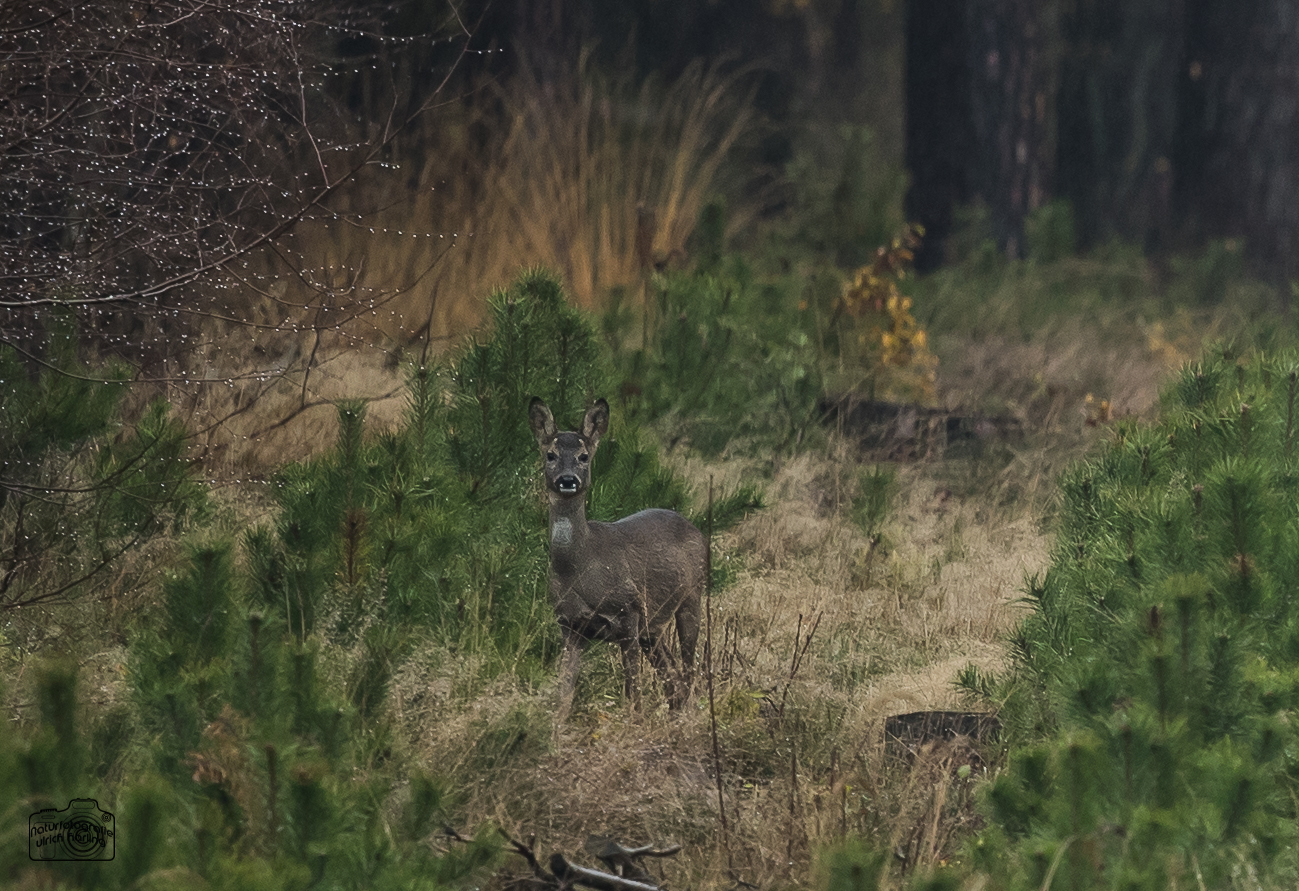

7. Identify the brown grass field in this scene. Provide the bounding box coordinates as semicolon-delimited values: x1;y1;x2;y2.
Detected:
379;317;1175;887
7;251;1242;888
160;296;1188;888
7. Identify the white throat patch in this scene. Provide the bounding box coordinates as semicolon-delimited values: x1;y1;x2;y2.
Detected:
551;518;574;546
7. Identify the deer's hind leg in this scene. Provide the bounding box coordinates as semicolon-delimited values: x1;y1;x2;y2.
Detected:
645;630;681;708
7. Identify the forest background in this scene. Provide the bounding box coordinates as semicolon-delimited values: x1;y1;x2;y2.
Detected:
5;1;1299;889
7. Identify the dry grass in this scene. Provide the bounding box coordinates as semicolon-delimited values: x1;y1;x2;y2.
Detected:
476;53;757;312
934;320;1168;429
377;425;1060;886
97;244;1198;890
170;330;410;471
120;277;1179;889
373;306;1190;889
4;263;1213;889
161;55;759;472
222;52;758;365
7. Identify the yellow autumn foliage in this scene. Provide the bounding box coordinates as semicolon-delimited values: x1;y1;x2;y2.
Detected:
836;225;938;402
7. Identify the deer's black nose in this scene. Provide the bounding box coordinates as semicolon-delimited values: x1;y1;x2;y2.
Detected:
555;474;581;494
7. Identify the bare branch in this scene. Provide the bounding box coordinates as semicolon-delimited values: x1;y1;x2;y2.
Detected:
0;0;472;338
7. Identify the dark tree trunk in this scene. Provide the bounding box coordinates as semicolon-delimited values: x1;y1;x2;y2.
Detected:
905;0;973;269
1055;0;1186;252
906;0;1060;262
964;0;1060;259
1193;0;1299;294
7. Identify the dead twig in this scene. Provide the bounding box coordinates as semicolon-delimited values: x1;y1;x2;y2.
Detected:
705;476;733;871
776;611;822;724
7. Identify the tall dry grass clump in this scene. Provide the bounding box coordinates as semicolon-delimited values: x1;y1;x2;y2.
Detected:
175;56;758;469
259;54;758;349
481;53;756;311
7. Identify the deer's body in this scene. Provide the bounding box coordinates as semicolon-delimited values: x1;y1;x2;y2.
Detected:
529;398;704;723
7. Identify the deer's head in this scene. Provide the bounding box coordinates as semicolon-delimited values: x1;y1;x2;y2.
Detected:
529;398;609;498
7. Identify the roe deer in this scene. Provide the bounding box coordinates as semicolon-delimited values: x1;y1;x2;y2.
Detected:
529;397;705;724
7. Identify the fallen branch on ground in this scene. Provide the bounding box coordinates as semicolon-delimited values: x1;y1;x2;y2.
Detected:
443;827;682;891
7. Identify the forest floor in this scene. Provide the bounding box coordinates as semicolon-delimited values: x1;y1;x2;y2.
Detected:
5;259;1252;889
370;310;1180;888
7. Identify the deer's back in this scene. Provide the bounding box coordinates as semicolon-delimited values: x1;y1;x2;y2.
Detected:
572;509;705;619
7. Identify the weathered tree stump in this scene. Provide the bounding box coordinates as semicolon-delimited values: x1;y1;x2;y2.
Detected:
819;395;1023;458
884;709;1001;751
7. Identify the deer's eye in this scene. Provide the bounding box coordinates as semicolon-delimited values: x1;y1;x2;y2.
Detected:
546;451;557;462
578;453;589;464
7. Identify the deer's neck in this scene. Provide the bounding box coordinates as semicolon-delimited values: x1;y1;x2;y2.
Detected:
547;494;591;570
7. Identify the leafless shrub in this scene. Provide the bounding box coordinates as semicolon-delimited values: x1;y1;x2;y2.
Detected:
0;0;469;369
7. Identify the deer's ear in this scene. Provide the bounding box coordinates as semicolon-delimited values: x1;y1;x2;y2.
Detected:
583;398;610;442
528;397;557;444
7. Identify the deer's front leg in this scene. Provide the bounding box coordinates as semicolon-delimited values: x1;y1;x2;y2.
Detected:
620;640;642;711
619;607;644;712
555;634;584;728
674;599;700;710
